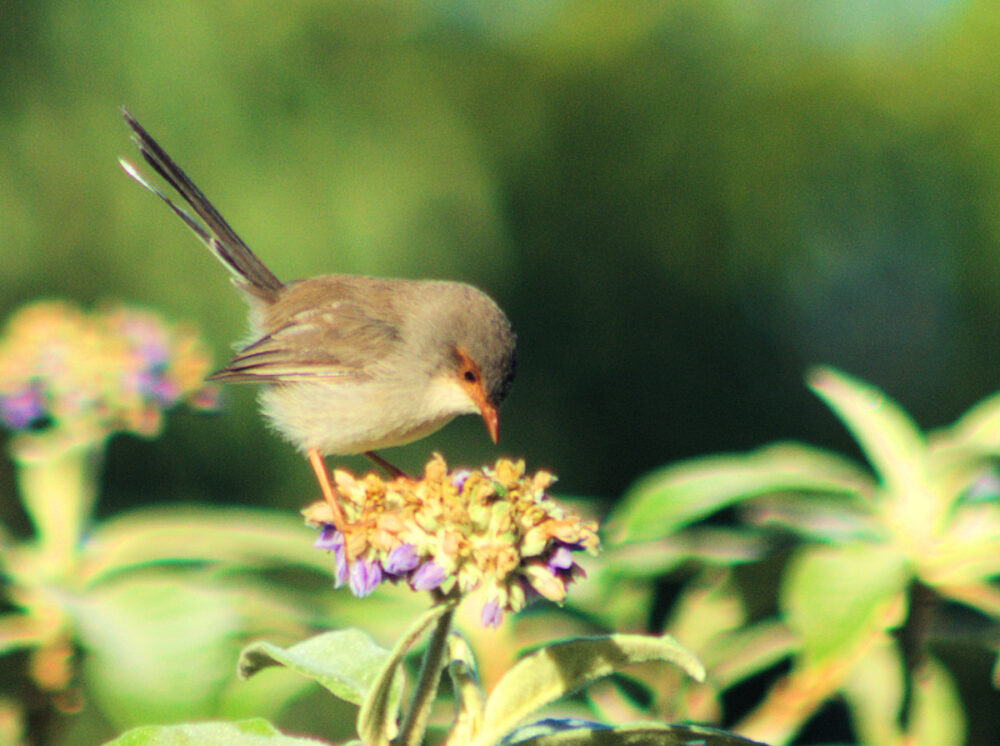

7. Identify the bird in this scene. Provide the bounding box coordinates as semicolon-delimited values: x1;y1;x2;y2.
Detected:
119;108;516;536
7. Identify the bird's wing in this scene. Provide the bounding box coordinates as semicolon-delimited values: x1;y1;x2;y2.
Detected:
208;290;402;384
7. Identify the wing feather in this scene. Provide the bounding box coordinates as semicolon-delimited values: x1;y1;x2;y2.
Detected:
209;280;404;383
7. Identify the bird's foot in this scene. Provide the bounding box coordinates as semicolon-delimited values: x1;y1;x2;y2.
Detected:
306;449;355;554
364;450;409;480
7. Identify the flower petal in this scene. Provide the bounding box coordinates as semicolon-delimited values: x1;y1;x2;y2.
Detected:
481;598;503;628
410;561;446;591
349;560;383;597
385;543;419;575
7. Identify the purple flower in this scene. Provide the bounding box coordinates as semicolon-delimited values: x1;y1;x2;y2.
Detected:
118;316;170;367
385;543;420;575
314;527;350;588
481;599;503;628
314;525;340;552
349;560;384;597
136;340;169;368
0;386;46;430
545;542;587;586
519;576;541;605
409;561;446;591
547;544;575;571
451;470;472;490
301;454;602;632
139;373;179;406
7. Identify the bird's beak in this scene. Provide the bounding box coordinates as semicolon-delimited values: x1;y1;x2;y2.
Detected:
455;348;501;444
480;401;499;443
463;378;499;443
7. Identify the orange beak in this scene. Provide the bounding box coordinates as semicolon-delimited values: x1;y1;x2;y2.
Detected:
463;378;499;443
480;400;499;443
455;349;500;443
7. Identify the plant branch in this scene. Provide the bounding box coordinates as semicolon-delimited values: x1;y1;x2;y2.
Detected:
397;593;456;746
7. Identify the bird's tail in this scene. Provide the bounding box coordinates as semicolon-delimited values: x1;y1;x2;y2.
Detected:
119;108;284;297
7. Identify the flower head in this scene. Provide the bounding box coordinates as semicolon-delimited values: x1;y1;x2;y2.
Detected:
306;454;600;627
0;301;218;448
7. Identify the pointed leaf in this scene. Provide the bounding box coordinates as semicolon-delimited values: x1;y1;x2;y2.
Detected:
740;492;882;543
841;639;905;745
497;720;765;745
444;634;486;746
0;613;49;655
907;656;965;746
475;635;704;746
357;599;457;746
608;442;870;542
782;543;908;664
83;506;330;585
807;367;933;511
923;504;1000;585
66;577;241;728
102;718;327;745
701;620;797;690
599;528;771;584
935;580;1000;619
238;628;397;707
942;389;1000;454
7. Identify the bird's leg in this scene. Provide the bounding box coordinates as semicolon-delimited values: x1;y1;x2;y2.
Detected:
307;449;350;534
364;451;409;480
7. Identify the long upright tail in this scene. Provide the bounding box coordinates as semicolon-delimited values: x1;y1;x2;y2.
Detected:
119;108;284;296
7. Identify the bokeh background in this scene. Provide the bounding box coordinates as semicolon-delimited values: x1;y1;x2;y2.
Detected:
4;0;1000;514
4;0;1000;744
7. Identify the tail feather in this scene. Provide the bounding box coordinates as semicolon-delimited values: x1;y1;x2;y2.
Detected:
120;108;284;295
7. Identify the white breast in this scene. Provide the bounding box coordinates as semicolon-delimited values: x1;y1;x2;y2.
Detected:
258;374;478;455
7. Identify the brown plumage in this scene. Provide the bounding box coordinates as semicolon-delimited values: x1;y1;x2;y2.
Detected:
120;109;516;533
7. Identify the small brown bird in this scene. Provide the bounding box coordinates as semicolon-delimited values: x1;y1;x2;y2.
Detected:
120;109;516;534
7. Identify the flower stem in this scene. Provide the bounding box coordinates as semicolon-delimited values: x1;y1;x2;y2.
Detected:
397;594;456;746
14;435;103;580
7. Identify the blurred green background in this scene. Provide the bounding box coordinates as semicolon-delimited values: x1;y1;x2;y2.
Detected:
2;0;999;515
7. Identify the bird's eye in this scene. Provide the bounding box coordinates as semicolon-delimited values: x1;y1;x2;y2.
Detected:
463;369;477;383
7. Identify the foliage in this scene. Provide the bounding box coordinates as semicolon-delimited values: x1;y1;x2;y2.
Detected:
602;366;1000;745
0;299;761;745
0;301;364;741
105;616;750;746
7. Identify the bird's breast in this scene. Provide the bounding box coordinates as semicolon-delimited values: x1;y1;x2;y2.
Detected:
257;374;475;455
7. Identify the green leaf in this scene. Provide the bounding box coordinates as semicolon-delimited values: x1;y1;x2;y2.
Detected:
217;664;317;722
82;506;331;586
607;442;870;542
843;648;965;746
237;628;397;707
357;599;457;746
700;620;798;691
102;718;328;745
599;528;772;581
495;721;766;745
942;389;1000;454
444;634;486;746
841;639;907;745
807;367;933;510
66;576;242;729
907;656;966;746
0;613;48;655
740;492;882;543
782;543;909;664
474;634;704;746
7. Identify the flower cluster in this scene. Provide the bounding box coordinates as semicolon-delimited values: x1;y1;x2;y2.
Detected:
305;455;600;627
0;300;218;446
